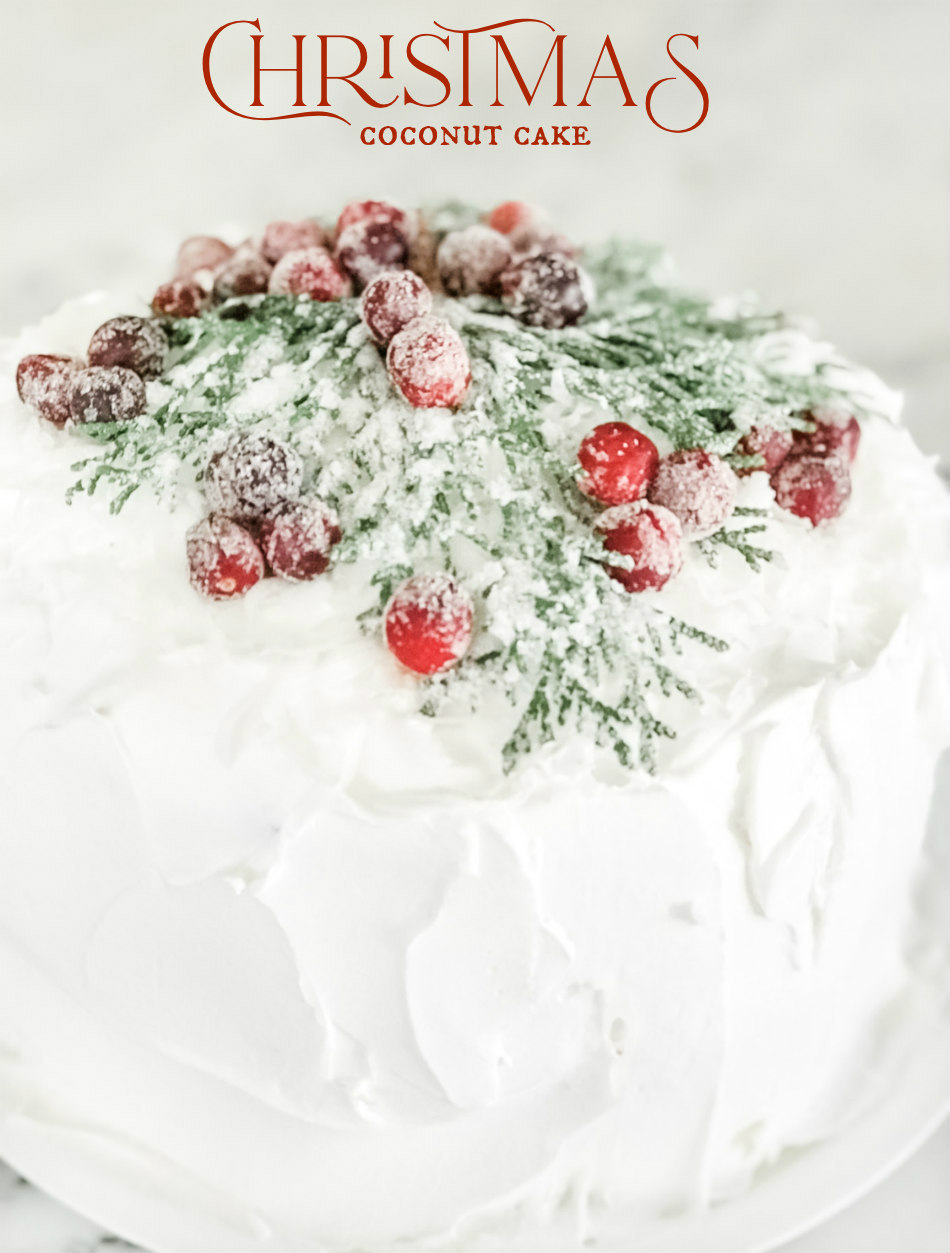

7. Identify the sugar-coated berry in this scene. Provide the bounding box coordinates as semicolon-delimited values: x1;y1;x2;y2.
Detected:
437;225;513;297
793;408;861;463
205;432;304;521
384;573;474;675
268;247;347;301
648;448;738;539
577;422;659;506
361;270;432;344
487;201;543;236
509;225;577;261
152;279;208;319
212;250;273;301
387;316;471;409
176;235;234;279
259;500;341;581
260;219;325;264
335;219;409;290
770;453;852;526
186;514;265;600
734;425;794;476
69;366;146;424
336;199;412;240
15;354;82;427
87;316;167;380
501;251;588;329
597;502;684;593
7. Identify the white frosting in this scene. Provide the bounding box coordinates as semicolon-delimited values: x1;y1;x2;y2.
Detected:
0;295;948;1252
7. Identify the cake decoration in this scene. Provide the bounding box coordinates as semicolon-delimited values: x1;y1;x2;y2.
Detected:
770;451;852;525
268;246;348;300
260;218;326;264
86;315;167;379
384;573;475;675
597;501;684;593
361;270;433;344
577;420;660;506
69;364;147;424
647;447;738;538
15;353;82;427
186;513;265;600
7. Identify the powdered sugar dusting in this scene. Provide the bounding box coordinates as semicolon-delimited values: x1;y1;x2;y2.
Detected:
648;450;738;539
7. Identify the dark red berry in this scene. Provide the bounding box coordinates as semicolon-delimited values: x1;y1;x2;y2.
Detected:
501;251;588;329
384;574;474;675
734;425;794;476
69;366;146;424
268;247;347;301
212;250;273;301
577;422;659;506
793;409;861;463
335;219;409;290
487;201;543;236
87;316;167;380
260;219;325;265
205;432;303;521
151;279;208;319
437;225;513;297
259;500;341;581
360;270;432;344
15;354;83;427
387;316;471;409
336;200;412;241
176;236;234;279
648;449;738;539
771;453;851;525
597;502;684;593
186;514;264;600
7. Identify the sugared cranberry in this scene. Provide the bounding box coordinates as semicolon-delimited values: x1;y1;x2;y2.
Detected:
176;235;234;280
212;250;273;301
335;219;409;290
361;270;432;344
151;279;208;319
336;200;412;240
577;422;659;506
734;425;794;476
597;502;684;593
259;499;341;581
648;449;737;539
771;453;851;526
205;432;303;521
15;354;82;427
501;252;588;329
487;201;543;236
186;514;264;600
260;219;325;264
69;366;146;424
387;316;471;409
268;247;347;301
793;409;861;463
510;226;577;261
87;316;167;380
437;225;513;297
384;573;474;675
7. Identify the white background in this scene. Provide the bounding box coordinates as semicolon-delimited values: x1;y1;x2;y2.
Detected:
0;1;947;1250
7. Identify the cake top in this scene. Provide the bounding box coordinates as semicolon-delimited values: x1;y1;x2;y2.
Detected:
13;198;889;774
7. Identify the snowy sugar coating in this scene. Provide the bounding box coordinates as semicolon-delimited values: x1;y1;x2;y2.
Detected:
268;248;347;302
213;250;272;300
387;316;470;408
261;219;325;264
336;220;409;289
501;251;588;328
69;365;146;424
260;499;341;582
771;452;852;526
176;234;234;279
437;225;513;297
648;450;738;539
16;353;82;427
186;513;264;599
87;316;167;379
205;432;303;521
385;573;474;675
734;425;794;476
152;279;208;320
361;271;432;344
597;501;684;593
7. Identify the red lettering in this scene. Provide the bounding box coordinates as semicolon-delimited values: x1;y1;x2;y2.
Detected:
404;33;451;106
251;33;306;107
645;34;709;133
491;34;565;107
578;36;636;107
317;35;397;108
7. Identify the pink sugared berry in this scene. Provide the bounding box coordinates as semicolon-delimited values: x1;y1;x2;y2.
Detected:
186;514;264;600
205;432;303;521
384;573;474;675
335;219;409;290
152;279;208;319
597;502;684;594
176;236;234;280
336;200;411;240
501;251;588;329
487;201;543;236
87;316;167;380
16;354;82;427
212;250;273;301
260;219;325;264
793;409;861;463
259;500;341;581
648;449;737;539
770;453;851;526
734;425;794;476
387;316;471;409
268;247;347;301
69;366;146;424
437;225;513;297
577;422;659;506
361;270;432;344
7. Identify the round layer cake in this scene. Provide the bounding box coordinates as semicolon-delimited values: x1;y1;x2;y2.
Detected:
0;202;948;1253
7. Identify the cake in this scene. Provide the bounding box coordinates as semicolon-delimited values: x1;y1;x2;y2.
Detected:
0;200;948;1253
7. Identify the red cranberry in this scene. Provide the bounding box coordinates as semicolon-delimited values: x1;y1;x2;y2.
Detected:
361;271;432;344
793;409;861;463
87;316;167;380
648;449;737;539
577;422;659;506
259;500;341;581
212;251;273;301
384;573;474;675
176;235;234;279
437;225;513;297
487;201;543;236
152;279;208;319
15;354;82;427
734;425;794;476
268;247;347;301
597;502;684;593
205;432;303;521
187;514;264;600
501;252;588;329
771;453;852;526
260;219;325;264
336;200;412;240
387;316;471;409
69;366;146;424
335;219;409;290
